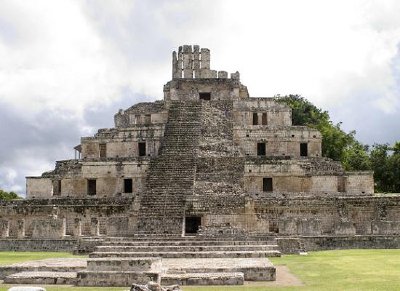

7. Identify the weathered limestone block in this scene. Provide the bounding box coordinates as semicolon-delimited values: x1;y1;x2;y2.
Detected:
31;218;66;239
334;221;356;235
131;282;181;291
10;219;26;238
372;221;400;235
106;216;129;236
172;51;180;79
197;69;218;78
297;218;321;235
278;218;297;234
87;258;161;272
218;71;228;79
200;48;210;69
231;71;240;80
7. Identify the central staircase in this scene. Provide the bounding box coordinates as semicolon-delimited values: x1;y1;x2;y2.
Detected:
136;101;202;234
77;236;280;286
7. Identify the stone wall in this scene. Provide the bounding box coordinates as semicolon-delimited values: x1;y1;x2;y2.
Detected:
0;239;79;251
0;198;134;239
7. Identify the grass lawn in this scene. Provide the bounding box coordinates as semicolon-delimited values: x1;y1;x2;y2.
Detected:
1;249;400;290
0;251;86;266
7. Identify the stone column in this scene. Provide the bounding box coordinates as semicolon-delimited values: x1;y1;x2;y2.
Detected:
182;45;193;78
72;218;82;237
17;219;25;238
90;218;100;236
193;45;200;78
201;48;210;69
0;220;9;238
172;51;181;79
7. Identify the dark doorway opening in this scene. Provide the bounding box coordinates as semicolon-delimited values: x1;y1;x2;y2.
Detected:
53;180;61;196
257;143;266;156
253;113;258;125
199;92;211;100
138;142;146;156
185;216;201;235
300;143;308;157
87;179;97;196
124;178;133;193
263;177;273;192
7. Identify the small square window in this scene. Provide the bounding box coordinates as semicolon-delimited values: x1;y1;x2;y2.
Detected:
263;178;273;192
124;178;133;193
87;179;96;196
257;143;266;156
199;92;211;100
138;142;146;156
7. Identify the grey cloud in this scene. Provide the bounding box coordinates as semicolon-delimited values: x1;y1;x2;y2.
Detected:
0;91;148;194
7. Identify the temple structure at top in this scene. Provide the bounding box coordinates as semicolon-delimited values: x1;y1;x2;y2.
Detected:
22;45;375;237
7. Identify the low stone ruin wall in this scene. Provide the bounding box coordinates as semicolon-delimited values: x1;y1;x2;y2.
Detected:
301;235;400;251
0;238;78;252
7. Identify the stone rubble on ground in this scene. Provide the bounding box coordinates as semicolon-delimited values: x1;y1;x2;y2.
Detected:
130;281;181;291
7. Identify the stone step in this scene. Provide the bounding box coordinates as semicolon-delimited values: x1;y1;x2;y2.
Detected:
0;258;86;279
95;245;279;252
76;270;161;287
4;271;77;285
103;240;277;246
161;272;244;286
86;257;162;272
163;257;276;281
89;250;281;259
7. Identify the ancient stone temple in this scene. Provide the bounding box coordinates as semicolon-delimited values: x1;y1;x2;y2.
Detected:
1;44;400;287
1;44;400;247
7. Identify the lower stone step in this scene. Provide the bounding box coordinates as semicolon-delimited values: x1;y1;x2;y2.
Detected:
86;257;162;272
76;270;161;287
95;245;278;252
4;271;77;285
163;258;276;281
89;250;281;259
161;272;244;285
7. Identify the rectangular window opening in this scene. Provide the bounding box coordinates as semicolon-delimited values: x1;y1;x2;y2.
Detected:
99;143;107;158
124;178;133;193
262;113;267;125
138;142;146;156
199;92;211;100
53;180;61;196
257;143;266;156
263;177;273;192
87;179;97;196
253;113;258;125
300;143;308;157
337;176;346;193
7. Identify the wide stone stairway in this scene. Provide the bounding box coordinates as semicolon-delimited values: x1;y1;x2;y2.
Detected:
136;101;202;234
1;237;280;286
80;236;280;286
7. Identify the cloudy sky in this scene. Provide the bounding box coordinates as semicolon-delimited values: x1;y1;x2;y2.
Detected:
1;0;400;195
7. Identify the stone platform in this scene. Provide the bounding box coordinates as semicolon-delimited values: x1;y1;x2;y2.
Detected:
1;238;280;287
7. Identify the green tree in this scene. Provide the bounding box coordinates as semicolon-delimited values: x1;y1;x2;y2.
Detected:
0;189;21;201
276;95;371;171
370;143;400;193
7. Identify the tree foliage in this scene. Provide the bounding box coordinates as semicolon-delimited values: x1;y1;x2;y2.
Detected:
370;143;400;193
276;95;371;171
0;189;21;201
275;94;400;193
